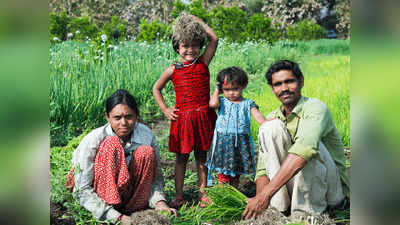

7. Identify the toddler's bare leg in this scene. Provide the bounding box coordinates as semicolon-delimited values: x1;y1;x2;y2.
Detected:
175;153;189;199
230;175;240;189
194;149;208;197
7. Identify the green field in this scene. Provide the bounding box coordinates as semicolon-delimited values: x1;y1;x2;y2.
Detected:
50;39;349;147
50;39;350;224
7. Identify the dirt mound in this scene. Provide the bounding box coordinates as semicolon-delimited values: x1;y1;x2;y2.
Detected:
50;202;74;225
130;209;171;225
234;208;290;225
234;208;335;225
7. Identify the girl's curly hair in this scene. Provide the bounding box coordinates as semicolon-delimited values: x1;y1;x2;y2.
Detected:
172;12;207;53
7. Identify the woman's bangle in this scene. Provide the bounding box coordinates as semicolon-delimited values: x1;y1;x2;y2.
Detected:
117;214;123;221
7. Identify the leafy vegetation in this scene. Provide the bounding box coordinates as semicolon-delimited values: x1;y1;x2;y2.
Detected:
50;39;349;147
170;185;247;225
286;20;327;41
136;19;172;43
210;5;249;42
50;0;336;44
50;0;350;37
246;13;280;43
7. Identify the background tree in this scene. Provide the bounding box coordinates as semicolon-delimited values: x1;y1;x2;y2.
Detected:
334;0;350;38
261;0;327;32
49;0;130;27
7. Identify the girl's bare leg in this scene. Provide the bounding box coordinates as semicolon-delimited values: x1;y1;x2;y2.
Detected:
175;153;189;199
194;149;208;197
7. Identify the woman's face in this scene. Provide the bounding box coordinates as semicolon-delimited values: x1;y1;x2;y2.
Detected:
106;104;137;140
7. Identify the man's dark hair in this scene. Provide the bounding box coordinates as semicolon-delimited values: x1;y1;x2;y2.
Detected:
265;60;303;85
217;66;248;89
105;89;139;117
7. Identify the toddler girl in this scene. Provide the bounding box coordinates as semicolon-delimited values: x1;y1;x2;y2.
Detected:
207;67;268;188
153;14;217;207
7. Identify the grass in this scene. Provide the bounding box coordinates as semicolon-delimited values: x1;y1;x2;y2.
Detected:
50;38;350;224
50;38;349;147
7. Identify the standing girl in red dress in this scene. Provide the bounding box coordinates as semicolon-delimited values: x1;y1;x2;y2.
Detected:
153;14;218;208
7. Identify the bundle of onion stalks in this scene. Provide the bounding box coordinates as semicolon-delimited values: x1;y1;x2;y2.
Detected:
170;185;247;225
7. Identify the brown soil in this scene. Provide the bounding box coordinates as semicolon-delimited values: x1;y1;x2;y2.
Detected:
130;209;171;225
147;119;170;138
234;208;336;225
50;202;74;225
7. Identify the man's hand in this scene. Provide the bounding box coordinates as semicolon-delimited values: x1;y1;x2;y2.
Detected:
241;194;271;220
163;107;179;121
155;200;178;217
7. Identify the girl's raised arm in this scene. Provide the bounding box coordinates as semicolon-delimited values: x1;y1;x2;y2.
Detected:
209;82;221;109
153;66;179;120
251;107;267;125
191;15;218;66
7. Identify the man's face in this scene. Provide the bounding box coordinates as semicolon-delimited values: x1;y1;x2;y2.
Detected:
270;70;303;107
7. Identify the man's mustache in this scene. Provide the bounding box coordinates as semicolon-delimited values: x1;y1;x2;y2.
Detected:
278;91;295;97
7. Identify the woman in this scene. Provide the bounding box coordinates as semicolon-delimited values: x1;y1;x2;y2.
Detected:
65;89;177;224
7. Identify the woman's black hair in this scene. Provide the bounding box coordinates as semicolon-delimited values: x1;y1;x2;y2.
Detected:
265;60;303;85
105;89;139;117
216;66;248;88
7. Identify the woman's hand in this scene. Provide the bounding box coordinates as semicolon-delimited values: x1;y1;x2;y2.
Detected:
163;107;179;121
155;200;178;217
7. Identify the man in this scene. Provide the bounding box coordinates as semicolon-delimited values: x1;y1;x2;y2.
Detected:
242;60;349;219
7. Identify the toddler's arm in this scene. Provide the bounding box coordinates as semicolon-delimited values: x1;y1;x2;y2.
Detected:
251;107;268;125
209;82;221;109
191;15;218;65
153;66;179;120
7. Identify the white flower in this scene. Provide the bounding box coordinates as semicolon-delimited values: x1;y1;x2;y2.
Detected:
108;44;113;48
113;46;119;50
75;30;81;34
101;34;108;42
53;37;60;41
67;32;73;38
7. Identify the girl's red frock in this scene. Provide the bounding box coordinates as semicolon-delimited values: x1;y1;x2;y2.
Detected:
169;59;217;154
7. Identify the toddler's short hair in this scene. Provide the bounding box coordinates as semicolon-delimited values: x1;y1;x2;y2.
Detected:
172;13;207;53
217;67;248;87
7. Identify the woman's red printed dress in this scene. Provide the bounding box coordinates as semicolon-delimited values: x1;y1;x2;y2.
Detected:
169;59;217;154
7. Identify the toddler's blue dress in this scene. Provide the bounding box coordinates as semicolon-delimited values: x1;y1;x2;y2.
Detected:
206;96;257;185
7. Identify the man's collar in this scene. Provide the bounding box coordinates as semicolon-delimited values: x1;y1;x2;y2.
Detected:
278;96;307;118
292;96;307;115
